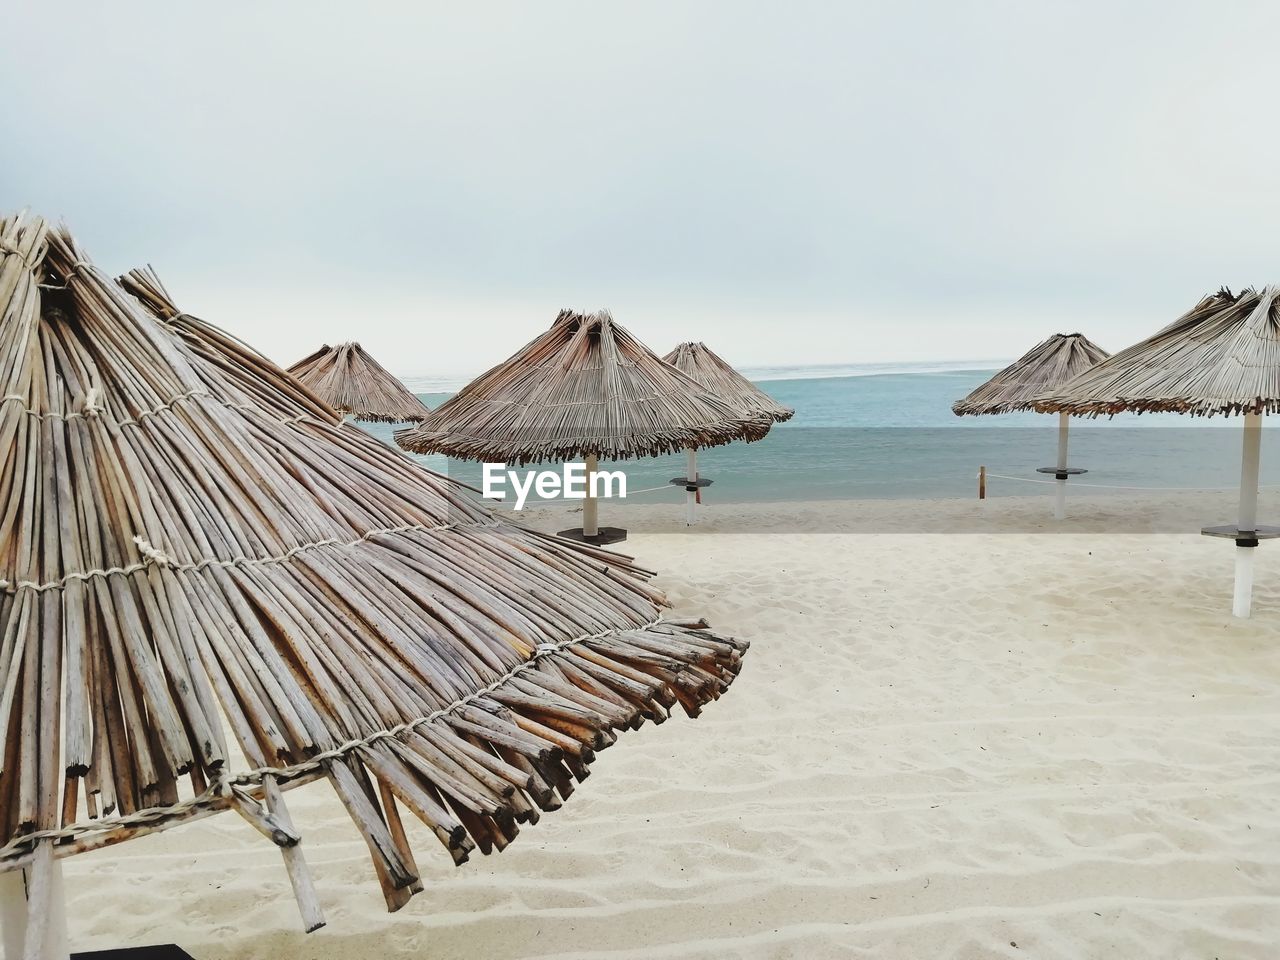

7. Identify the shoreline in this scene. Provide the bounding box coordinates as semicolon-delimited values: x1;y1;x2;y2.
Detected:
500;487;1280;537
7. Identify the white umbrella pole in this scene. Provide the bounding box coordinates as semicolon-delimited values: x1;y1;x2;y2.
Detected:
1054;412;1069;521
2;845;69;960
583;454;599;537
1;868;27;960
685;448;697;526
1233;412;1262;618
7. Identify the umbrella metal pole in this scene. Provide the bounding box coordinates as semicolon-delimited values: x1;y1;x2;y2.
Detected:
1054;412;1069;521
583;455;599;537
685;448;697;526
1233;412;1262;618
2;845;69;960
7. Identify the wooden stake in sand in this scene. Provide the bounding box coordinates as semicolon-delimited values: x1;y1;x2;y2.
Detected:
0;214;751;955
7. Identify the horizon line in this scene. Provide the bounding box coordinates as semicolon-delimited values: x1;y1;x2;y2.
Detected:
393;357;1009;390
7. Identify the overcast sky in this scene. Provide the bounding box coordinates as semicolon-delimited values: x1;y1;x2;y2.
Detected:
5;2;1277;379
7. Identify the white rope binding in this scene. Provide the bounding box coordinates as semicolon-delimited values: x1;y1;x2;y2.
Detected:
0;389;330;429
981;471;1280;492
131;535;176;568
0;519;500;594
82;386;102;418
0;614;667;855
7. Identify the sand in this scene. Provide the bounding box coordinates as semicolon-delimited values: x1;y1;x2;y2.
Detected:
64;492;1280;959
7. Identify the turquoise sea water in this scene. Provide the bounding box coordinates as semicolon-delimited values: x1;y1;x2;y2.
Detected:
361;366;1277;504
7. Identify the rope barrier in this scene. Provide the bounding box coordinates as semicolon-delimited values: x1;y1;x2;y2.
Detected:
485;483;682;511
980;472;1280;492
624;484;684;496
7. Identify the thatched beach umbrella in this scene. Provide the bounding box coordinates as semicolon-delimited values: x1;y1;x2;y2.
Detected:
953;333;1110;519
1037;288;1280;617
661;342;792;525
0;213;748;957
287;341;430;423
395;310;768;543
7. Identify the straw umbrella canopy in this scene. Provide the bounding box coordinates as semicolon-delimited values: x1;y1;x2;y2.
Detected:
0;214;748;954
953;333;1110;519
396;310;769;541
952;333;1110;416
286;342;430;423
1036;287;1280;616
662;342;793;423
660;342;791;525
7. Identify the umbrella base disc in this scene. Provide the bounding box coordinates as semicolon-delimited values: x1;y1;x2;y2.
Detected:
1035;467;1087;479
669;477;713;489
557;526;628;546
73;948;196;960
1200;524;1280;548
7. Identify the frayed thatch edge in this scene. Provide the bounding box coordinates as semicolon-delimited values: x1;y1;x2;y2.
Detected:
1033;288;1280;419
0;618;746;874
396;419;773;466
1032;397;1280;418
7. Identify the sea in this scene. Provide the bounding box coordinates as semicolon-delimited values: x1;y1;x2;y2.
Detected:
358;363;1277;505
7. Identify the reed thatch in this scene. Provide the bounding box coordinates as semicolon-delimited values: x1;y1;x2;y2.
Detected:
395;310;770;464
1035;288;1280;417
287;342;429;423
661;342;793;423
0;214;748;924
952;333;1110;416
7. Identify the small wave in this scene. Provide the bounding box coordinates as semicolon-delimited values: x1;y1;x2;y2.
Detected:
743;361;1006;383
398;362;1009;392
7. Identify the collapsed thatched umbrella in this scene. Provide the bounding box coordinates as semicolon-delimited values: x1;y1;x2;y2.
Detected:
953;333;1110;519
1036;288;1280;617
660;342;791;525
286;341;430;423
396;310;769;543
0;214;748;956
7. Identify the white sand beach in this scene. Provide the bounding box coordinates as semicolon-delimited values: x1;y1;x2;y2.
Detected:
65;493;1280;959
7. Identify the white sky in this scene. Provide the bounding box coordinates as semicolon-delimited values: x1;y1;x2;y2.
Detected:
5;1;1278;378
